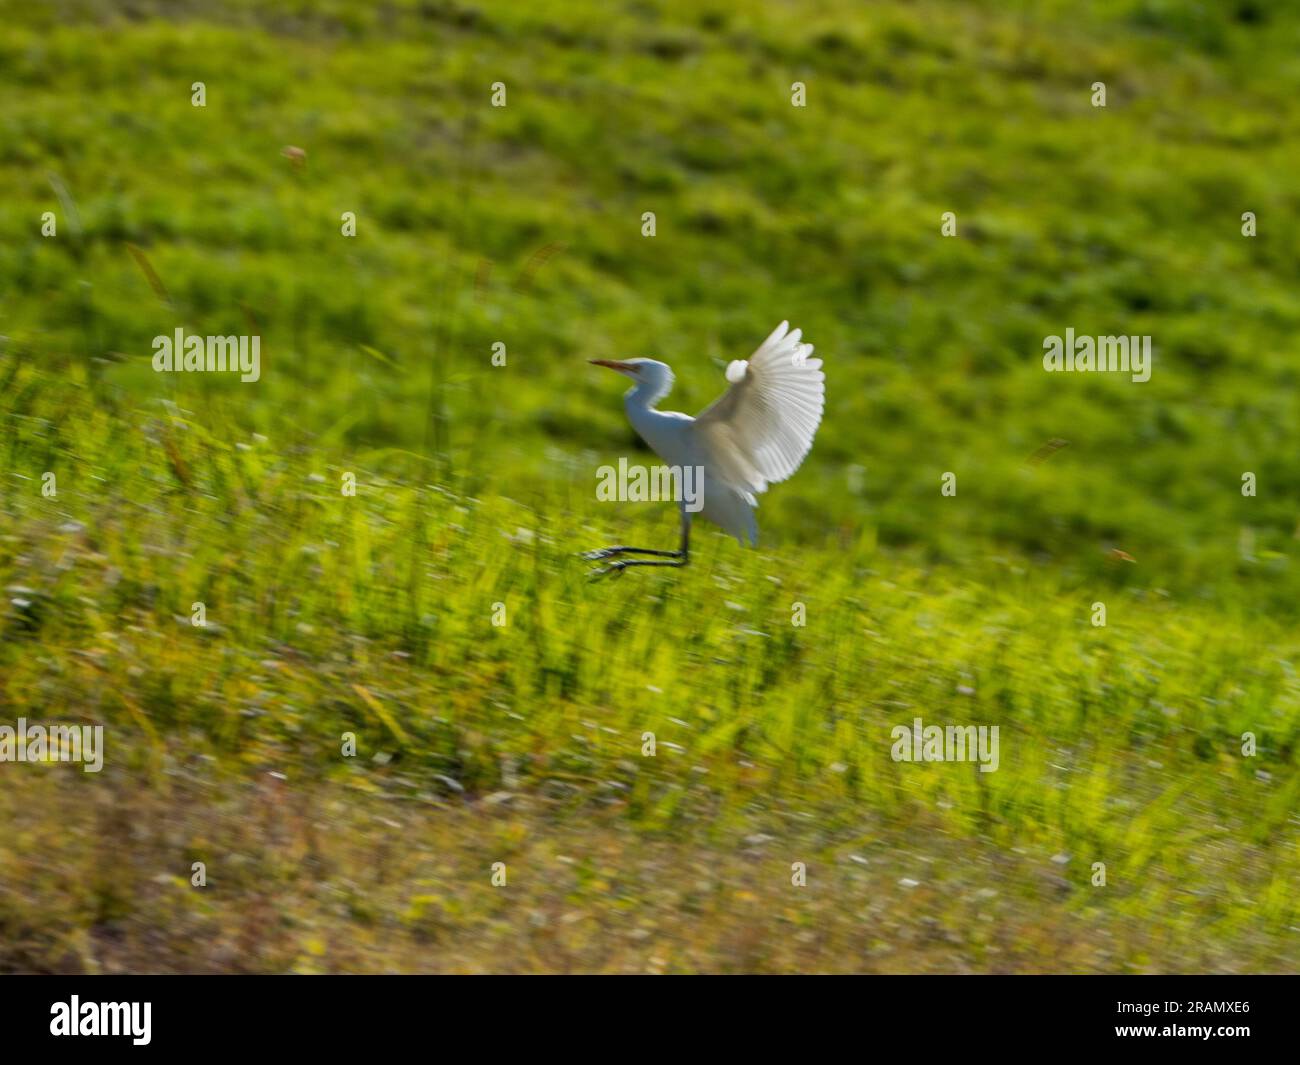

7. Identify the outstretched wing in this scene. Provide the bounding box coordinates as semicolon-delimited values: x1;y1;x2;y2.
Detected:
693;321;825;495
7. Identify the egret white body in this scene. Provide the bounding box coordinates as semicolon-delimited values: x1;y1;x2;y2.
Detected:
587;321;825;574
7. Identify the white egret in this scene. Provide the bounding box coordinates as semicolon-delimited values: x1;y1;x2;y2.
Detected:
586;321;825;576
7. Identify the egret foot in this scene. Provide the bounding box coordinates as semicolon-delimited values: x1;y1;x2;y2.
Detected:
581;545;681;561
588;555;687;579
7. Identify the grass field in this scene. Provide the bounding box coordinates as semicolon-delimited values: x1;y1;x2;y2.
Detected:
1;0;1298;973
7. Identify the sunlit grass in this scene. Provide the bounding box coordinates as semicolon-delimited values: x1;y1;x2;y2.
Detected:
1;0;1298;972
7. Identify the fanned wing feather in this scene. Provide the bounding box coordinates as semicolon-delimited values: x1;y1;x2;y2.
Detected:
693;321;825;495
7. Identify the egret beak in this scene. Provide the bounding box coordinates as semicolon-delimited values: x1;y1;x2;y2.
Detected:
589;359;639;376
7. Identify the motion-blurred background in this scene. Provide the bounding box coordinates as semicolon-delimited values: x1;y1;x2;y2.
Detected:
1;0;1297;973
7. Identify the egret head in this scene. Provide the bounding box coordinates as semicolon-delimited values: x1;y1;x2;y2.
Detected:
589;357;675;403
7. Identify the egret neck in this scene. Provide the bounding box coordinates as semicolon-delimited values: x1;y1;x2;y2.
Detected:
623;367;687;463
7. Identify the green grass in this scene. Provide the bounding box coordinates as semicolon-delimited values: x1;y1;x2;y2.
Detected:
1;0;1298;972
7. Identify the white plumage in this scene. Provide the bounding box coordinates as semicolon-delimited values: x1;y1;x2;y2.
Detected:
695;320;825;499
585;322;825;574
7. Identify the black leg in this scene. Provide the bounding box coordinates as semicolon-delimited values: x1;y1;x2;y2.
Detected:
587;515;691;578
581;545;680;560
